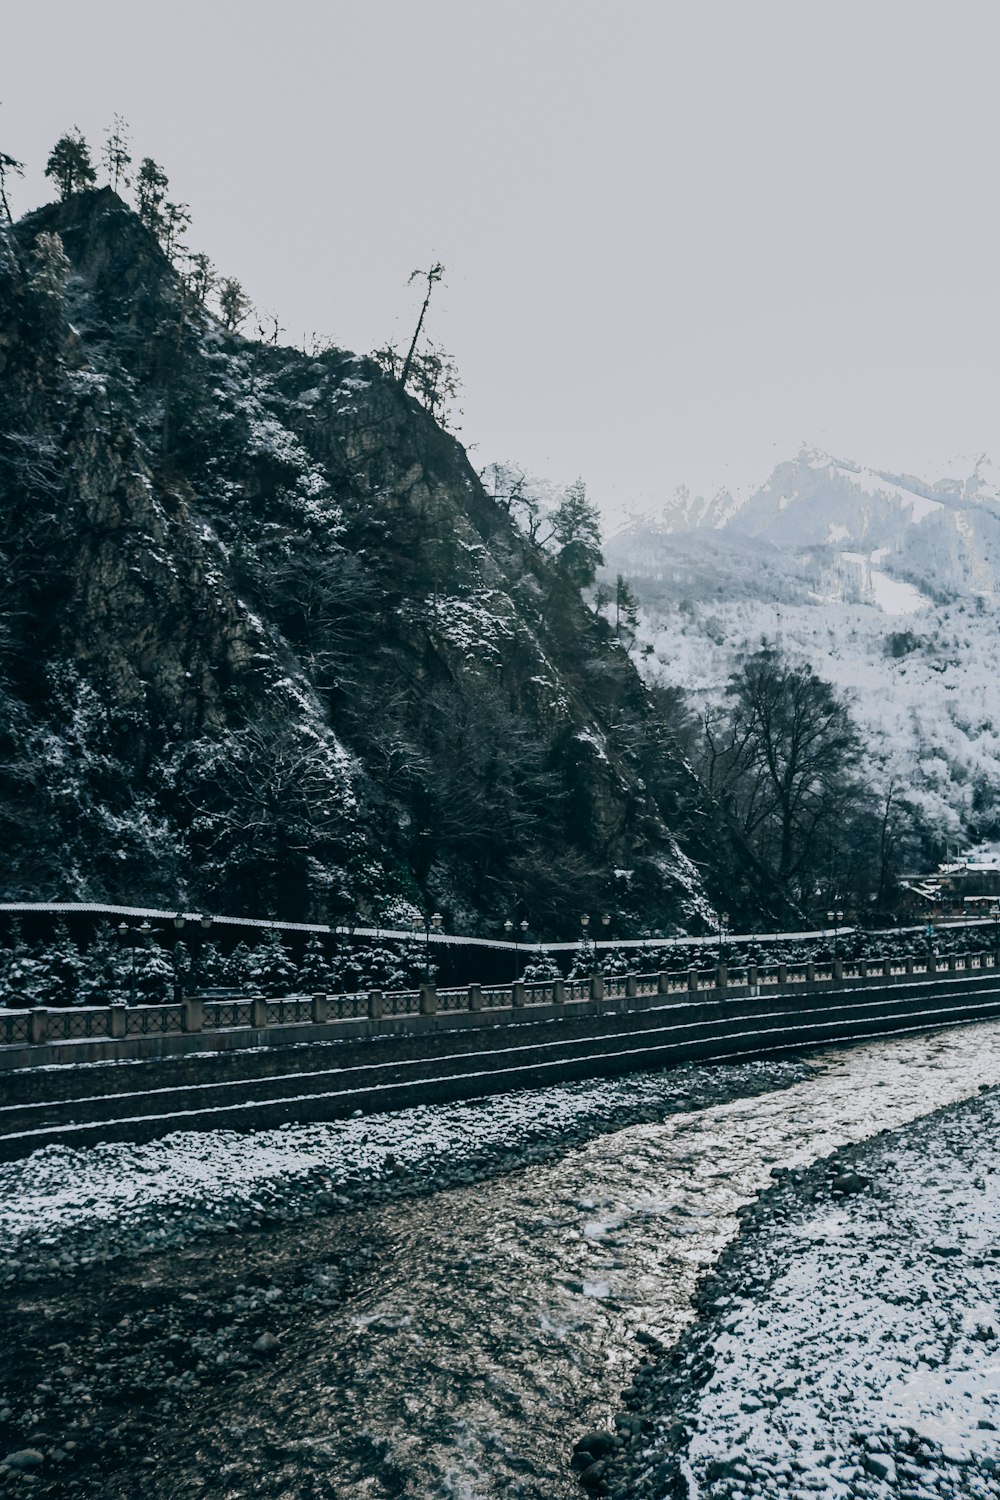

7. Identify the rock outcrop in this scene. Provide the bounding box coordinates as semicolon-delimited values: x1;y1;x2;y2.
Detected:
0;189;775;934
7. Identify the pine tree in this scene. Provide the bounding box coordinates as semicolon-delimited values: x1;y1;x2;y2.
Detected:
0;924;46;1007
550;480;603;588
135;933;174;1004
198;941;226;986
36;920;84;1007
136;157;168;236
30;232;72;303
297;932;332;991
224;941;255;989
251;929;297;994
102;114;132;193
44;128;97;200
77;922;128;1006
613;573;640;649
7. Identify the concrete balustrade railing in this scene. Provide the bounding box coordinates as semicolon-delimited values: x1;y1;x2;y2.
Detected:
1;949;998;1056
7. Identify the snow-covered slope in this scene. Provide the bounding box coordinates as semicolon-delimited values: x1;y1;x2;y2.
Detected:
604;447;1000;845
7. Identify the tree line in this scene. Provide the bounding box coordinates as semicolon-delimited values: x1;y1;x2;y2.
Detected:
4;121;472;430
0;923;435;1009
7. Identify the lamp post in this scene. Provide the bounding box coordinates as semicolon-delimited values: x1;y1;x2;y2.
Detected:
416;911;443;983
599;913;610;972
117;920;152;1005
718;911;730;962
116;922;135;1006
504;918;529;980
827;908;844;957
172;912;213;996
992;905;999;963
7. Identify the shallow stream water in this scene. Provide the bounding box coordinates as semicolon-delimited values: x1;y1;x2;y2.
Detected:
296;1022;1000;1498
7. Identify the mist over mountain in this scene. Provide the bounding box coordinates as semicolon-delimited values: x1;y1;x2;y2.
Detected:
0;188;790;937
606;446;1000;848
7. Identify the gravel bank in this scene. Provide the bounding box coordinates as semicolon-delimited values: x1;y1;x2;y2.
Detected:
593;1086;1000;1500
0;1056;809;1288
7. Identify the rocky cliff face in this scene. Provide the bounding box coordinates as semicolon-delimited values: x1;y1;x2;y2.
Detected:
0;189;772;936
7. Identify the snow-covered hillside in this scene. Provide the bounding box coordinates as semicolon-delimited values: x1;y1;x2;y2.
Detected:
605;448;1000;845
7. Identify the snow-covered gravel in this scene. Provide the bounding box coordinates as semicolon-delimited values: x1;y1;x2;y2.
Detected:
0;1057;808;1284
610;1089;1000;1499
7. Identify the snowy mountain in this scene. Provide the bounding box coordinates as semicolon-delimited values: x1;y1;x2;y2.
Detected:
604;447;1000;847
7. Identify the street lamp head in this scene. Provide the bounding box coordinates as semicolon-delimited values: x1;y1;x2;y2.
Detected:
601;914;611;928
138;921;152;936
173;913;185;931
117;922;128;939
504;919;513;935
200;914;213;931
431;912;443;931
519;920;529;934
722;912;730;927
580;914;590;929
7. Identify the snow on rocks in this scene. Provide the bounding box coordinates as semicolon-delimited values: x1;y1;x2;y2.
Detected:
606;1087;1000;1499
0;1057;809;1285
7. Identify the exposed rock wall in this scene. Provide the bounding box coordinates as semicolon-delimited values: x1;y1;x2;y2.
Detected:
0;189;778;935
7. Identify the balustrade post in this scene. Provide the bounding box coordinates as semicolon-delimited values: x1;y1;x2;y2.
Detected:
777;963;788;986
182;995;203;1033
832;957;844;981
29;1008;48;1046
805;960;816;983
512;980;526;1008
467;984;483;1012
947;954;957;973
882;957;892;978
688;967;699;994
926;952;937;975
657;970;670;995
858;958;868;979
108;1003;127;1040
904;954;914;975
716;964;728;991
311;992;329;1024
419;983;437;1016
552;979;565;1008
250;994;268;1028
747;963;758;989
368;989;383;1021
589;973;605;1002
625;973;638;1000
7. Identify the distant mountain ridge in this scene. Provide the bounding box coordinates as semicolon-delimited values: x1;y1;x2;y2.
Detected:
613;445;1000;609
604;446;1000;850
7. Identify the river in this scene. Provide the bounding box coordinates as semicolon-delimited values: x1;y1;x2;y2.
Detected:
4;1021;1000;1500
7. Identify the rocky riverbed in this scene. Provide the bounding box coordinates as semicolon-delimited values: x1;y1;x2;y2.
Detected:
603;1089;1000;1500
3;1024;1000;1499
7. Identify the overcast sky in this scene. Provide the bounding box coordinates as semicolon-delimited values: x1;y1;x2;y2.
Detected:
5;1;1000;519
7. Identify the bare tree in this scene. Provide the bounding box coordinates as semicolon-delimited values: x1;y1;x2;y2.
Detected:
399;261;444;390
160;201;191;261
217;276;252;333
0;148;23;222
182;251;215;308
702;649;862;894
102;114;132;193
